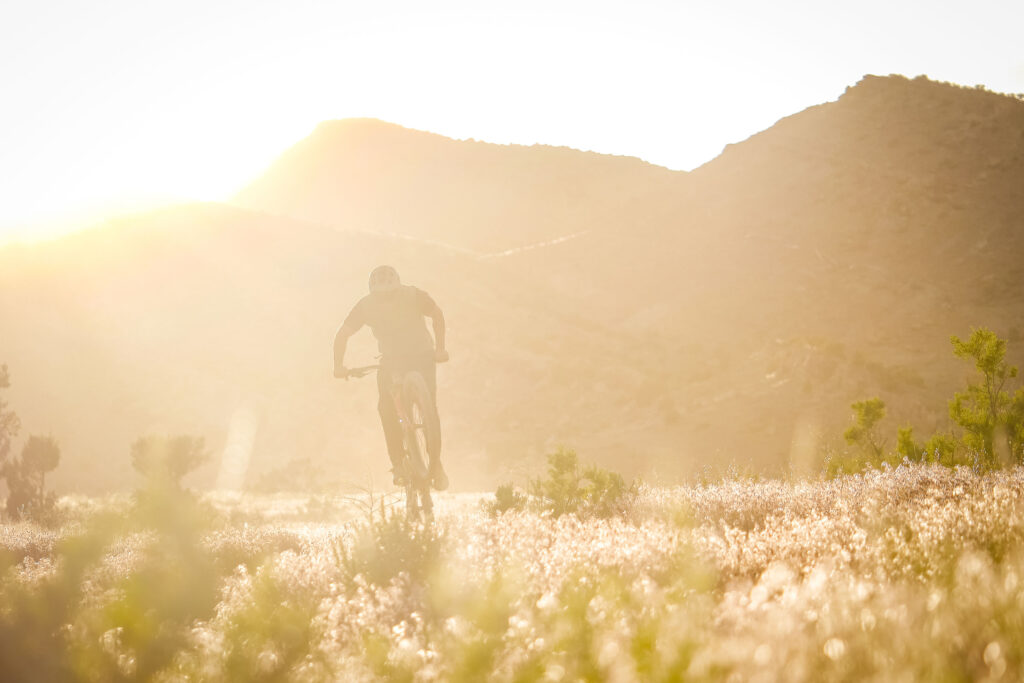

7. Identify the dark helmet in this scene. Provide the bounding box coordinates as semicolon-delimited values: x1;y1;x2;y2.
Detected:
368;265;401;293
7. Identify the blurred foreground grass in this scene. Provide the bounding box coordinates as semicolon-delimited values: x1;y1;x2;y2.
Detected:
3;465;1024;681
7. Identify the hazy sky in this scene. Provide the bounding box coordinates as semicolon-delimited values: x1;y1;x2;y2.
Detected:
2;0;1022;241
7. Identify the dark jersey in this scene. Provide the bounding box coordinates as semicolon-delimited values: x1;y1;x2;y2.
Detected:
342;285;437;360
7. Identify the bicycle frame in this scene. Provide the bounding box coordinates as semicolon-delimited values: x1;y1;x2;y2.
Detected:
350;365;411;425
348;364;433;518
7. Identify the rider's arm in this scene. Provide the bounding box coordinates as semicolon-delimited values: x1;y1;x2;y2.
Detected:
334;301;366;377
429;304;446;352
333;324;358;377
415;288;448;361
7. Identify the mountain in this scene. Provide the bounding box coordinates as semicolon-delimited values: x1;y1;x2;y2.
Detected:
2;74;1023;493
234;74;1024;466
234;118;678;255
501;74;1024;461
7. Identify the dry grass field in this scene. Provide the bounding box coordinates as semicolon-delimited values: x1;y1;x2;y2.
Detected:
3;463;1024;682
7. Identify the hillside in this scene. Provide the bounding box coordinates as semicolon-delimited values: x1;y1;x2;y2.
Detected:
497;75;1024;461
2;74;1023;492
234;118;678;255
0;204;689;492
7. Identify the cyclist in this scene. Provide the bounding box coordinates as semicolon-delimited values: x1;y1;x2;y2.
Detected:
333;265;450;490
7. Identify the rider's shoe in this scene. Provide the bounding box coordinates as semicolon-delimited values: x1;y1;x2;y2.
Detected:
429;461;449;491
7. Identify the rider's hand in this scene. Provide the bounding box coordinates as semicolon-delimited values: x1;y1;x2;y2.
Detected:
435;348;450;363
334;366;350;380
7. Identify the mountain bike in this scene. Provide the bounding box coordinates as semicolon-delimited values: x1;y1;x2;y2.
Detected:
348;365;440;520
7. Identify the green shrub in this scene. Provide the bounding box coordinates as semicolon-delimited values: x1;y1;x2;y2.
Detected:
2;435;61;522
949;328;1024;466
896;426;922;462
130;434;207;490
924;432;970;467
250;455;338;493
219;561;327;682
336;501;445;586
527;447;636;518
485;482;527;516
843;397;887;458
0;365;17;465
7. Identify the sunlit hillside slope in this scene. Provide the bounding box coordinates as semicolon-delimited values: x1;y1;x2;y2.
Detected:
234;118;677;255
1;75;1022;492
0;205;686;492
501;74;1024;464
232;74;1024;471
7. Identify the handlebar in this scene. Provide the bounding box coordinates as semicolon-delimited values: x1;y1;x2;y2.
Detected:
347;365;379;379
344;354;448;380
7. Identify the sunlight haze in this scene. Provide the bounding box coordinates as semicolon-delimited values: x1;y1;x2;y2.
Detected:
1;0;1022;241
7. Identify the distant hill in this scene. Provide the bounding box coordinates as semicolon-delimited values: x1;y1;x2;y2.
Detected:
234;118;678;254
493;75;1024;459
2;75;1023;493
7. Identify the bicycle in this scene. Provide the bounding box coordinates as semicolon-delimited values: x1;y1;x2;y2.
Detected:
348;364;441;520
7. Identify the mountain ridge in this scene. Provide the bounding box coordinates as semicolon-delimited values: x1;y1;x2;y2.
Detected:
3;74;1023;492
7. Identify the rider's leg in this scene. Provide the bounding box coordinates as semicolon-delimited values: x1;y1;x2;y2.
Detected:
377;368;407;483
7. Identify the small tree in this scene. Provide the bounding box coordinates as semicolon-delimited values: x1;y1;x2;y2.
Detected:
527;447;633;518
843;397;887;458
131;435;208;489
924;432;963;467
0;364;20;470
5;436;61;519
949;328;1024;465
896;426;922;462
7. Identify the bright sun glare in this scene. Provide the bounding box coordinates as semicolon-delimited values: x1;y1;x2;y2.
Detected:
1;0;1022;242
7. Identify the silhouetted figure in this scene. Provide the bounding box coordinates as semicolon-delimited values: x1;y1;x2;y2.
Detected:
334;266;449;489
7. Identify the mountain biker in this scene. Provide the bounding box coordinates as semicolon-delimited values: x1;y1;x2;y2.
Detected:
333;265;449;490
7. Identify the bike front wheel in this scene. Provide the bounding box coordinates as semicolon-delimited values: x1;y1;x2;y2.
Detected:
402;371;441;483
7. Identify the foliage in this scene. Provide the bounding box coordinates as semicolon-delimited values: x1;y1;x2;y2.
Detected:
130;434;208;489
831;328;1024;477
336;500;445;586
0;493;222;681
218;558;328;682
826;398;892;476
843;397;887;457
5;467;1024;680
3;435;61;521
896;425;921;462
0;364;18;467
0;369;62;522
949;327;1024;466
250;455;337;493
526;447;636;518
485;482;527;516
895;427;971;469
922;431;962;466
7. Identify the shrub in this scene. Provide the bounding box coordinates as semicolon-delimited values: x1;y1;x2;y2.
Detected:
130;435;207;489
949;328;1024;466
4;435;61;521
896;426;922;462
526;447;636;518
336;501;445;586
485;482;527;516
0;364;18;467
924;432;969;467
843;397;887;458
250;455;337;493
0;369;63;522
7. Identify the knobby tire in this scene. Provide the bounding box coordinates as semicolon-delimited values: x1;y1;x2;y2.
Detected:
402;371;440;519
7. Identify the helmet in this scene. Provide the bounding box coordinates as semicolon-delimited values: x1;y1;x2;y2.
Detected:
368;265;401;293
